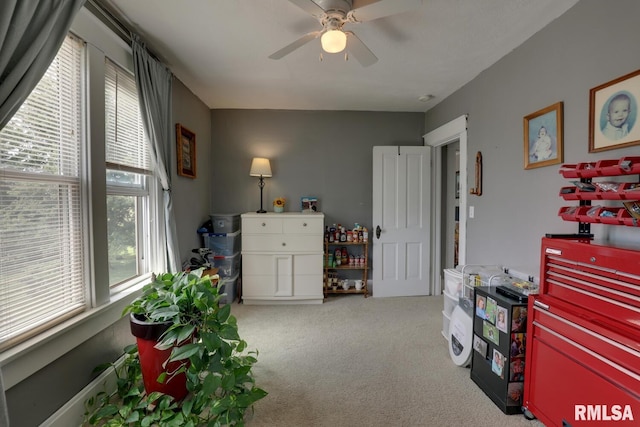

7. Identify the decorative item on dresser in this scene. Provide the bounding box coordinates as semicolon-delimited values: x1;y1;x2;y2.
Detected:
273;197;285;213
241;212;325;304
249;157;272;213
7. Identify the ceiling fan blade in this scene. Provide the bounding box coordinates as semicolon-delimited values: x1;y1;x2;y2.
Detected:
269;31;322;60
349;0;421;22
286;0;326;18
345;31;378;67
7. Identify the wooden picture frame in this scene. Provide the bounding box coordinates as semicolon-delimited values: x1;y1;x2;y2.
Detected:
523;102;563;170
589;69;640;153
176;123;196;178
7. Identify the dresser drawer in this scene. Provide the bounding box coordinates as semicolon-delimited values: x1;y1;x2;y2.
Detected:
242;217;282;234
242;234;321;252
282;216;323;234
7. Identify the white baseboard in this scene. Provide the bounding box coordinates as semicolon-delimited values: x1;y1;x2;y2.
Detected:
40;355;124;427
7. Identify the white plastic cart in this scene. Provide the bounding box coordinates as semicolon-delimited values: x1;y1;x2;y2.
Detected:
444;265;538;367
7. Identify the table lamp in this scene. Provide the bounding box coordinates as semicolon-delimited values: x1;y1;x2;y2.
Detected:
249;157;272;213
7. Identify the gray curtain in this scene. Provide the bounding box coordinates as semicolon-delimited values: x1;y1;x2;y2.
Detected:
0;0;86;130
0;2;85;423
132;34;181;273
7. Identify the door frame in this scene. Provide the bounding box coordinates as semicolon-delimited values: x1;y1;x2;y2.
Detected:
423;115;468;295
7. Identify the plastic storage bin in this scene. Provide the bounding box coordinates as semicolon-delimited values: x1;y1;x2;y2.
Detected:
443;268;463;297
207;252;240;278
443;289;457;315
204;230;241;256
209;213;240;233
218;273;239;304
441;310;451;341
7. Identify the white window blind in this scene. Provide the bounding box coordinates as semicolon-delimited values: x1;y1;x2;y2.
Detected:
105;60;150;173
0;35;86;351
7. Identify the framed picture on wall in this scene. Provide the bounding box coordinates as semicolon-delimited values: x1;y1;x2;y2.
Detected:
589;69;640;153
176;123;196;178
523;102;563;170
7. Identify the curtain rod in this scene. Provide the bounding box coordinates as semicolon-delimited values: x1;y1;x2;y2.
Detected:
84;0;163;62
85;0;131;44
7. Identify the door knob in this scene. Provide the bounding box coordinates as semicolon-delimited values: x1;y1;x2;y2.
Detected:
376;225;381;239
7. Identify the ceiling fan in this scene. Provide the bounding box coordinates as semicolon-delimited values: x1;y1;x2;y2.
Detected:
269;0;421;67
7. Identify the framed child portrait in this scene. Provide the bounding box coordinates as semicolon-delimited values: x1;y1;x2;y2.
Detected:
523;101;563;170
589;69;640;153
176;123;196;178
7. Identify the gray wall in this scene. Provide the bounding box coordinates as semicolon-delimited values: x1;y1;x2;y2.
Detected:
172;79;214;265
425;0;640;272
210;110;424;230
6;317;131;427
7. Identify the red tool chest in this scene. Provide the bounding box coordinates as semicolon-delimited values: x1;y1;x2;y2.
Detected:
523;237;640;426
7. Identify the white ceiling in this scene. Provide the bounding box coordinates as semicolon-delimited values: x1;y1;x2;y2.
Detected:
99;0;579;113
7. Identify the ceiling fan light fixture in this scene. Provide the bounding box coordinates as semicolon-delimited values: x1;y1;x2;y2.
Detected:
321;30;347;53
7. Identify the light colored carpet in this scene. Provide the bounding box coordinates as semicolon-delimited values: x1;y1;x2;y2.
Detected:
231;295;544;427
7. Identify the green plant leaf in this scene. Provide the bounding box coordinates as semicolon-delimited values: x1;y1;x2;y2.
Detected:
91;362;114;376
234;365;252;378
170;343;200;361
156;328;179;350
217;303;231;323
202;371;222;395
181;398;194;417
124;410;140;423
141;415;154;427
221;372;236;391
201;331;222;351
218;324;240;341
91;404;119;421
176;324;196;343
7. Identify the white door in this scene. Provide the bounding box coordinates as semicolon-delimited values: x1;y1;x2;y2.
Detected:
372;146;431;297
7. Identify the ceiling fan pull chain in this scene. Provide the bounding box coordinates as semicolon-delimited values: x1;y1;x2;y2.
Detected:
345;52;349;62
319;52;324;62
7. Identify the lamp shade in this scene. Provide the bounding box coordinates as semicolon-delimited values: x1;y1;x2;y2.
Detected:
249;157;272;177
321;30;347;53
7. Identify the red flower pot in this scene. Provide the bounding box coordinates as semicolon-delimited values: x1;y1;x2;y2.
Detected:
130;314;189;401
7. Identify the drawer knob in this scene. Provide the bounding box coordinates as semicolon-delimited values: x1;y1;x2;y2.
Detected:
262;222;266;227
590;256;596;263
282;242;286;246
303;223;307;227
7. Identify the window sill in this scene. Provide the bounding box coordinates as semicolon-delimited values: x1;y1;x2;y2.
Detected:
0;275;149;390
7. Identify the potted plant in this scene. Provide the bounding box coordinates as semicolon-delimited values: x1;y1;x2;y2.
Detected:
273;197;285;213
84;269;267;426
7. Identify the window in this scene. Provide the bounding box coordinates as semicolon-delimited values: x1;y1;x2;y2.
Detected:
0;30;162;352
0;35;85;351
105;60;152;288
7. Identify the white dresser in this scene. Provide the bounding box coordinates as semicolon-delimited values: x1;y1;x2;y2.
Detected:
241;212;324;304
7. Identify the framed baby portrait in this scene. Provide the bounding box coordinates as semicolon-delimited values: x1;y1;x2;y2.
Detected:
523;101;563;170
589;69;640;153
